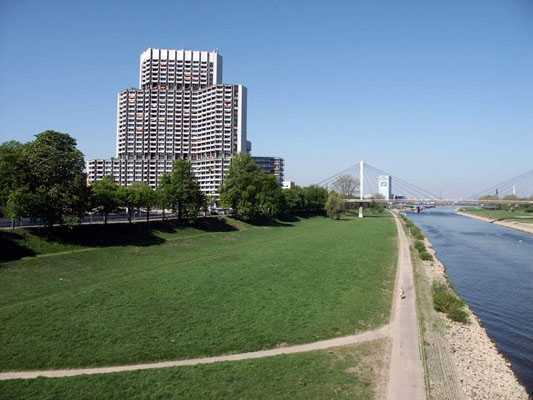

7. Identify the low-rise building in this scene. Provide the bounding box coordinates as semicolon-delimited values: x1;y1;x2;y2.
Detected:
252;156;284;185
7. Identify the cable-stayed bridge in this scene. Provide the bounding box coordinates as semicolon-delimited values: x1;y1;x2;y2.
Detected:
469;168;533;200
315;161;533;207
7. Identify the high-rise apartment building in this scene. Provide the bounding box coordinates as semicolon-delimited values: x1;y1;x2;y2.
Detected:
87;48;247;196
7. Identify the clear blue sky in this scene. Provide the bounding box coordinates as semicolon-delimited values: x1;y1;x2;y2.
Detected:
1;0;532;198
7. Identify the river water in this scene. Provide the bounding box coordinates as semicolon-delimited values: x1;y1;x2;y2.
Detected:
408;208;533;395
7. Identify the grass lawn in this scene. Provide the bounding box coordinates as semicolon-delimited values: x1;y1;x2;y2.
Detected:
0;215;396;371
460;207;533;222
0;340;389;400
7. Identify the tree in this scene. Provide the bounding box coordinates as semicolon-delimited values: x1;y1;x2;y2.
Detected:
4;131;87;226
117;185;136;223
219;154;283;221
325;191;344;220
156;179;172;221
91;176;120;224
256;173;284;218
159;160;205;222
0;141;26;210
4;189;38;229
67;174;93;224
302;185;328;214
369;200;386;214
130;182;157;223
333;175;359;198
283;186;306;214
503;194;520;201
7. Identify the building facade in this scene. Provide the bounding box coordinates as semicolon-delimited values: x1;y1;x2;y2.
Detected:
378;175;392;200
87;48;247;196
252;156;284;185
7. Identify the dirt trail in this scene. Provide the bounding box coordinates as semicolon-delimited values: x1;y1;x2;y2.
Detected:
0;326;389;380
386;213;426;400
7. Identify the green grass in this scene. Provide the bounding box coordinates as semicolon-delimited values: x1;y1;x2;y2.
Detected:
460;207;533;222
0;340;388;400
432;282;468;323
0;216;396;371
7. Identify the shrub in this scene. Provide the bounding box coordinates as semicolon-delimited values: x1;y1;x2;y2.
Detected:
419;250;433;261
414;240;425;253
448;307;469;323
432;282;469;323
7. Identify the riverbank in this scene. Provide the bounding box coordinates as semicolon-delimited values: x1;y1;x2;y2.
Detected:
404;216;528;400
457;210;533;235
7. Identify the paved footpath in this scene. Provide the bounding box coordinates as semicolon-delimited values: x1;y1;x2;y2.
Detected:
386;213;426;400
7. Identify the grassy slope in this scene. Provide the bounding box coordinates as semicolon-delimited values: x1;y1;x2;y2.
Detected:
460;207;533;222
0;340;388;400
0;216;396;371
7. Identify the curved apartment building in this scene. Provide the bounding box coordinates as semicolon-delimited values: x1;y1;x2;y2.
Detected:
87;48;247;196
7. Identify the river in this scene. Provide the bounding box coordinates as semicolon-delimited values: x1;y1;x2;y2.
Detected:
407;208;533;395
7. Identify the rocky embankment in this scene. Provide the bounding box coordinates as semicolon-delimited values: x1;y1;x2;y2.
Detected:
424;241;529;400
457;210;533;235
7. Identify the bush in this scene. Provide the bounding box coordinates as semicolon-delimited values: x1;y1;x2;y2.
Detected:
419;250;433;261
325;191;344;220
414;240;425;252
432;282;469;323
448;307;469;323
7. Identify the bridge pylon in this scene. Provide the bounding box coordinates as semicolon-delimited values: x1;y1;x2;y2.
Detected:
359;160;364;218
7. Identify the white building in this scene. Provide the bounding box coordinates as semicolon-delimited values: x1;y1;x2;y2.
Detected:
378;175;392;200
282;180;295;190
87;48;247;196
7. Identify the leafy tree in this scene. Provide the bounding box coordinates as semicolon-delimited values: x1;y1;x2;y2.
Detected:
156;179;172;221
117;185;136;223
4;189;38;229
0;141;26;210
159;160;205;222
333;175;359;198
325;191;344;219
220;154;283;221
283;186;306;214
67;174;92;224
4;131;87;226
91;176;120;224
130;182;157;223
503;194;520;201
256;173;284;218
302;185;328;214
369;200;386;214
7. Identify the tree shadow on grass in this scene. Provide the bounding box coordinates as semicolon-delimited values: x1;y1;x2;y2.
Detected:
0;231;36;263
233;215;295;227
0;217;240;263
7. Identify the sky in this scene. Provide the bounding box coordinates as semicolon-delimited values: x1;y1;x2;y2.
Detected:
1;0;532;198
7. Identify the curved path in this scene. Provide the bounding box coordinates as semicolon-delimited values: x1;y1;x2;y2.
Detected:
0;326;388;380
0;213;426;400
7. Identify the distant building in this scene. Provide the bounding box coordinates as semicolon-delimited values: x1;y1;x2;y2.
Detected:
378;175;392;200
282;180;295;190
87;48;247;197
252;156;284;185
